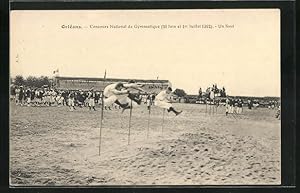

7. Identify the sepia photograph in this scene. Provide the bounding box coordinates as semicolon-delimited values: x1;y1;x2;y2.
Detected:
9;9;281;186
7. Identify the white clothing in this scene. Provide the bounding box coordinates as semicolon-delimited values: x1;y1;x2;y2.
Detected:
154;100;172;109
146;99;151;107
89;98;95;107
68;98;75;106
210;91;215;100
155;90;169;101
229;106;233;114
57;96;64;104
237;107;242;114
103;83;129;106
154;90;172;109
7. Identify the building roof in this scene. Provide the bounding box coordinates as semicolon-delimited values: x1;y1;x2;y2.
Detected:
55;76;169;83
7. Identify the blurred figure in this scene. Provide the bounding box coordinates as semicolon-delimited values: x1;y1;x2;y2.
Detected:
30;88;36;106
198;87;202;99
275;105;281;119
43;88;50;106
61;90;68;106
237;98;243;114
247;99;253;109
222;87;226;97
146;94;152;111
10;85;16;102
25;87;31;106
253;100;259;108
49;89;56;106
34;88;40;106
37;88;44;106
88;88;96;111
19;86;25;106
56;92;64;107
76;90;84;108
225;97;230;116
15;86;20;105
68;91;76;111
154;87;182;116
228;97;234;114
95;91;100;104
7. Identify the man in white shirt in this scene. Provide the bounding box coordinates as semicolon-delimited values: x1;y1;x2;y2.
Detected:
154;87;182;116
103;80;145;109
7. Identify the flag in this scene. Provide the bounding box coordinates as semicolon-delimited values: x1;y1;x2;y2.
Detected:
104;69;107;80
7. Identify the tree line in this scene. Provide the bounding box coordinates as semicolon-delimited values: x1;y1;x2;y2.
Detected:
12;75;52;88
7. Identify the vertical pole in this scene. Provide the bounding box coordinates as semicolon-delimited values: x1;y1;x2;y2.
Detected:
99;91;104;156
212;99;215;114
205;100;207;114
162;109;165;133
120;111;123;129
128;99;133;145
147;106;151;139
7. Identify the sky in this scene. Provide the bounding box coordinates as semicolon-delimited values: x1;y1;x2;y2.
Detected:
10;9;280;97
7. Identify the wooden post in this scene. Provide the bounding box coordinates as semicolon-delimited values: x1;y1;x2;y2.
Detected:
162;109;165;133
99;91;104;156
205;100;207;114
147;106;151;139
128;99;133;145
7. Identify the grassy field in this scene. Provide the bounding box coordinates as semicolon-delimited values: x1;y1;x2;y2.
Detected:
10;102;280;185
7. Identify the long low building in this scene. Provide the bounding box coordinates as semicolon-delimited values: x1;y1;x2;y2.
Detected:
54;76;170;94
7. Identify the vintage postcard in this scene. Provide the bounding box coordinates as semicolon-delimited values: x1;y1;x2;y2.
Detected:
10;9;280;186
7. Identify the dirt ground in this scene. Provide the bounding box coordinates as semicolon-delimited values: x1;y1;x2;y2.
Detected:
9;102;280;186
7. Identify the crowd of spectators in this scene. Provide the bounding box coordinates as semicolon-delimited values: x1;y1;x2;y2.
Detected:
10;85;103;110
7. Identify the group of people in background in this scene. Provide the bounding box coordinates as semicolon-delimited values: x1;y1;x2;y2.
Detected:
225;97;244;116
198;84;227;99
224;97;280;119
10;85;101;111
10;82;279;118
10;81;183;116
267;100;280;109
